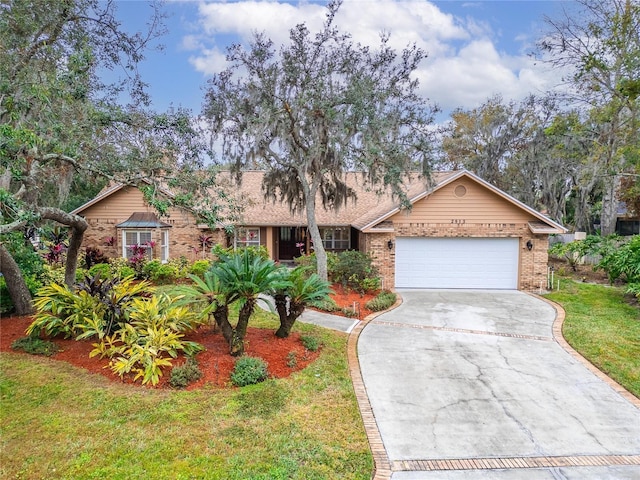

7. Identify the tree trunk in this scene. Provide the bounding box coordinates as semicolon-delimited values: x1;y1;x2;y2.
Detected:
38;207;88;286
304;187;328;282
600;174;621;236
213;304;234;345
0;243;34;315
275;300;305;338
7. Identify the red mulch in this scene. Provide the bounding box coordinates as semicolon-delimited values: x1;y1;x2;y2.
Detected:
0;316;319;390
312;283;378;319
0;284;372;390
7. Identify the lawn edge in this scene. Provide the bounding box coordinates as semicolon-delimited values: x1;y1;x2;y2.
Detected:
532;292;640;408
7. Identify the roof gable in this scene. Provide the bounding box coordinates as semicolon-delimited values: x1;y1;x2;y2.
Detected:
360;170;566;233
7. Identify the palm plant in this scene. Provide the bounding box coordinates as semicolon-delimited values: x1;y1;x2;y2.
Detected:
272;266;332;338
175;270;229;332
210;249;281;355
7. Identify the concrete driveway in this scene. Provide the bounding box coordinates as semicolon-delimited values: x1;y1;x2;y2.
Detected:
357;290;640;479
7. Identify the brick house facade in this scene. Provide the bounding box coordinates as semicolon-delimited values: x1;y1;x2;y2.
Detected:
72;170;565;291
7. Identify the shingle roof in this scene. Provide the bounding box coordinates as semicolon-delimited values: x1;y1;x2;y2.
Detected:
71;169;565;233
220;170;457;228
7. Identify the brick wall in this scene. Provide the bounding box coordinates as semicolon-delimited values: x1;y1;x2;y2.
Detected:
81;218;227;263
363;222;549;292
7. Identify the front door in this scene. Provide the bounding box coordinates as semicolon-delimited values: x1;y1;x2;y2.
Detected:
278;227;306;261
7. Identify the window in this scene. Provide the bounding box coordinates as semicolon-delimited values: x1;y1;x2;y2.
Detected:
161;230;169;262
122;231;153;260
320;227;350;250
235;227;260;248
616;220;640;236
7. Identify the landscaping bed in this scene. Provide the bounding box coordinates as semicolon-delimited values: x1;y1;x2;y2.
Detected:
0;315;320;389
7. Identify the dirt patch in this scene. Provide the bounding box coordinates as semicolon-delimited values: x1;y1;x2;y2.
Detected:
548;258;611;285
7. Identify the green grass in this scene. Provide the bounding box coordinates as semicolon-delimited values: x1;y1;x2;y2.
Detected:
546;279;640;397
0;309;372;479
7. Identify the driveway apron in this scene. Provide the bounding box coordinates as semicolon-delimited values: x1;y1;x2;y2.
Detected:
357;290;640;479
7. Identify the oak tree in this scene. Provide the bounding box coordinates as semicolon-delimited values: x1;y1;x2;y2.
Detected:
203;0;436;281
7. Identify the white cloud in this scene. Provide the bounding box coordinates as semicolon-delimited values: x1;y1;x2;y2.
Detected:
187;0;557;114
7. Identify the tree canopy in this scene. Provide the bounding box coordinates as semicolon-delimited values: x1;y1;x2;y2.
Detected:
0;0;235;314
202;0;437;280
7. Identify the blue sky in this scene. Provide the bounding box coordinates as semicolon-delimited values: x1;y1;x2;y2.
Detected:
113;0;571;117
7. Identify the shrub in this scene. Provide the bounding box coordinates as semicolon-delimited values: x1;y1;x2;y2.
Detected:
141;259;162;280
596;235;640;284
167;256;190;279
40;264;66;286
3;231;44;280
95;294;205;385
365;290;397;311
28;283;103;339
28;276;154;340
151;264;180;284
169;357;203;388
333;250;379;294
109;257;135;279
341;306;359;317
300;335;320;352
213;244;270;262
11;336;59;356
88;262;111;279
189;259;211;278
231;356;268;387
627;283;640;300
294;251;339;277
286;351;298;368
309;297;340;312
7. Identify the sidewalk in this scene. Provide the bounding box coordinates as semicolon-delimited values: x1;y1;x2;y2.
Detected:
256;295;359;333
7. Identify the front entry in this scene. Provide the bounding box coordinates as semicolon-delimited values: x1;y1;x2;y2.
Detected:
278;227;307;261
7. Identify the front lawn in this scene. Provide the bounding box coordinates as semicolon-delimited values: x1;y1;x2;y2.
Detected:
0;318;372;479
546;279;640;398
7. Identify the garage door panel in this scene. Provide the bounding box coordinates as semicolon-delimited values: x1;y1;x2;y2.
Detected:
395;237;518;289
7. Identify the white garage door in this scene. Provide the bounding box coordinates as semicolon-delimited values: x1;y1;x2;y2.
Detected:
395;237;519;289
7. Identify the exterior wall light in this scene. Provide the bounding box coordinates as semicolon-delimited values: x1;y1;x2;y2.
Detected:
387;239;394;250
526;239;533;251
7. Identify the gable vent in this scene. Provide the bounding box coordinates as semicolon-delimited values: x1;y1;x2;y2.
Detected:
454;184;467;197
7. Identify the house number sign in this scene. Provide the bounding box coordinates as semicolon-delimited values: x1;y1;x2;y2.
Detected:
450;219;466;224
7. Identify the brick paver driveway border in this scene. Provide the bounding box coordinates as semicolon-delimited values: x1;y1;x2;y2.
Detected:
348;292;640;480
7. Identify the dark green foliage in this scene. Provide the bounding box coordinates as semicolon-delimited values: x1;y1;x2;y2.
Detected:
231;356;269;387
300;335;320;352
332;250;380;294
294;252;339;277
11;336;59;356
272;266;332;338
365;290;397;312
211;249;280;355
597;235;640;283
169;357;203;388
